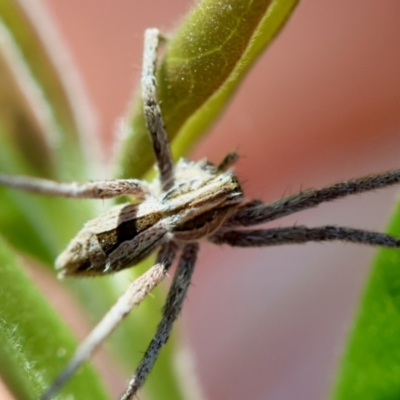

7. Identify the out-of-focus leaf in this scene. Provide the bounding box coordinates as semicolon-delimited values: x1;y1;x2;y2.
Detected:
0;0;98;179
0;18;54;178
117;0;299;179
0;236;110;400
331;202;400;399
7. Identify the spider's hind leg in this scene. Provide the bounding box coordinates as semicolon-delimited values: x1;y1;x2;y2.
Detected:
120;243;199;400
211;225;400;248
141;28;174;188
228;169;400;227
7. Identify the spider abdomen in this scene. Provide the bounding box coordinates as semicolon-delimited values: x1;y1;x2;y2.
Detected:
56;202;167;277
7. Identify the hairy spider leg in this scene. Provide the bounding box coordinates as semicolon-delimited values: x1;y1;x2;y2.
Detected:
141;28;174;189
228;170;400;227
120;243;199;400
211;226;400;248
0;174;150;199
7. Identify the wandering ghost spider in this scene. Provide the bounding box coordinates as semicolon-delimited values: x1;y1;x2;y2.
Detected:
1;28;400;399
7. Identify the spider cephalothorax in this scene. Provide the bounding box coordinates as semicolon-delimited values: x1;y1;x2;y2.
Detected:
1;28;400;400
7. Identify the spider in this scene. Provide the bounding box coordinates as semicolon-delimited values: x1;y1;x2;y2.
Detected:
1;28;400;400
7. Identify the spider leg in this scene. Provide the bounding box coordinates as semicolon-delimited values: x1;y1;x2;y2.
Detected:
217;151;239;171
142;28;174;188
227;170;400;227
120;242;199;400
40;242;177;400
211;226;400;248
0;173;150;199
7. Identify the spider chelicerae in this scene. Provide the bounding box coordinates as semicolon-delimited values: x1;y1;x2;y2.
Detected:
1;28;400;400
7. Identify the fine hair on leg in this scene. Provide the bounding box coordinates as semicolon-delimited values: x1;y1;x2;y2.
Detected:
141;28;174;188
211;226;400;248
40;242;177;400
120;243;199;400
0;174;150;199
229;170;400;227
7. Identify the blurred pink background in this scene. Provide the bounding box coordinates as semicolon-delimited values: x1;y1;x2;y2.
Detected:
5;0;400;399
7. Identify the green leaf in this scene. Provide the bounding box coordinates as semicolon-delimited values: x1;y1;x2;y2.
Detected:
0;236;110;400
331;202;400;399
0;0;96;179
117;0;299;179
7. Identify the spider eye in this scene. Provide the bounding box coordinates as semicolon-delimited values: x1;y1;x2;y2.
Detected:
230;176;242;193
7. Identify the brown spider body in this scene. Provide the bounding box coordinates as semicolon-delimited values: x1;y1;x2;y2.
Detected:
57;158;243;277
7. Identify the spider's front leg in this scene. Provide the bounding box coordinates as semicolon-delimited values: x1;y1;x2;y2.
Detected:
0;173;150;199
120;243;199;400
141;28;174;188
